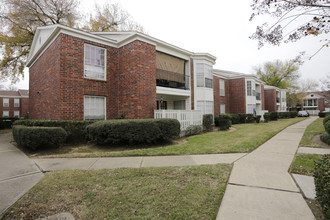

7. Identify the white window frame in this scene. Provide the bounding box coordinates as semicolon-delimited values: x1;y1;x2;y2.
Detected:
196;63;213;88
14;111;20;118
3;111;9;117
197;100;214;116
3;98;9;107
84;44;107;81
220;104;226;114
219;79;225;96
14;98;20;107
84;95;106;120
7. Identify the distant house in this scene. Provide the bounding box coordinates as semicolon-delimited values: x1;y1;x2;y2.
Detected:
300;91;330;114
0;90;29;118
213;70;269;116
264;85;287;112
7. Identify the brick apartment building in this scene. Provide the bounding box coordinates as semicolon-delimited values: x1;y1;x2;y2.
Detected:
27;24;287;122
0;90;29;118
213;70;267;115
264;85;287;112
27;24;216;120
300;91;330;114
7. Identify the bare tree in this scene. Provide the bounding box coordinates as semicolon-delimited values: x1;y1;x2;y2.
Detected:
250;0;330;53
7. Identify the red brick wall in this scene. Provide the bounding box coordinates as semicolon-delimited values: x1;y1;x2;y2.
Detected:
264;89;277;112
228;78;246;113
190;59;194;110
213;76;229;115
261;85;265;110
318;98;325;111
20;98;29;118
29;34;157;120
118;40;156;119
29;35;62;120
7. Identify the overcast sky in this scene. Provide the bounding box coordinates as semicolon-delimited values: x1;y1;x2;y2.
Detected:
13;0;330;89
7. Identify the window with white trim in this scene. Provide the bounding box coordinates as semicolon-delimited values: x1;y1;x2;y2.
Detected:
220;104;226;114
84;96;106;120
3;111;9;117
247;104;256;114
247;81;256;96
196;63;213;88
174;100;186;110
84;44;106;80
219;79;225;96
197;100;214;115
3;98;9;107
14;111;19;118
14;98;20;107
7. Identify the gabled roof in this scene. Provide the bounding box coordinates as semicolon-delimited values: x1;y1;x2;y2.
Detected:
27;24;216;67
0;90;29;98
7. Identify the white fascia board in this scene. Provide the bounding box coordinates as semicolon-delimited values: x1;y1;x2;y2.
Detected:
192;53;216;64
27;24;118;67
156;86;191;97
0;95;23;98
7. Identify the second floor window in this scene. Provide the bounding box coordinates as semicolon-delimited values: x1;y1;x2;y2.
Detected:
247;81;255;96
84;44;106;81
14;98;20;107
3;98;9;107
197;64;213;88
219;79;225;96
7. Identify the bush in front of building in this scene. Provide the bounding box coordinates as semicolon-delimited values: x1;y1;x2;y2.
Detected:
0;117;20;129
229;114;240;124
323;115;330;127
263;112;271;122
86;119;180;145
13;120;95;142
12;125;67;150
278;112;292;119
218;114;232;131
203;114;213;132
314;154;330;219
290;111;298;118
319;111;330;118
238;114;248;123
270;112;279;121
185;125;203;136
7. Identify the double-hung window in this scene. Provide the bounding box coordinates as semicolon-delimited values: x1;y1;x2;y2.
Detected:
3;111;9;117
14;98;20;107
219;79;225;96
220;104;226;114
84;96;106;120
84;44;106;80
247;81;255;96
14;111;20;118
196;64;213;88
3;98;9;107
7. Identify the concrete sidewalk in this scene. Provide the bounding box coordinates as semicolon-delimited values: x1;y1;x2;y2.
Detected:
34;153;247;171
0;133;44;215
217;117;318;220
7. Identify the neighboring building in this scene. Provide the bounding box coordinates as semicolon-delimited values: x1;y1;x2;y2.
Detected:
213;70;267;116
300;91;330;114
264;85;287;112
27;24;216;121
0;90;29;118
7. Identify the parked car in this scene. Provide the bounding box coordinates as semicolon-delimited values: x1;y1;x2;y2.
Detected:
298;110;309;117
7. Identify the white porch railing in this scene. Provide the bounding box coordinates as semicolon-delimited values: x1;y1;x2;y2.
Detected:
154;110;202;130
305;110;320;115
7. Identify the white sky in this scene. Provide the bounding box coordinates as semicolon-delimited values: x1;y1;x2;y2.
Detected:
13;0;330;90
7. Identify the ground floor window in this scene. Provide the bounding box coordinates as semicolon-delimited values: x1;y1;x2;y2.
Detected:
157;100;167;110
247;104;256;114
220;104;226;114
3;111;9;117
14;111;20;118
197;100;214;115
174;100;186;110
84;95;106;120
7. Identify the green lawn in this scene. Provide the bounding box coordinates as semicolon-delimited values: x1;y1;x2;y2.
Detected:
299;118;325;148
1;164;231;220
57;118;306;158
290;154;323;176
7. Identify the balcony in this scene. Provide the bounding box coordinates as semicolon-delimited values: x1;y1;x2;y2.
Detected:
256;92;261;100
156;69;190;90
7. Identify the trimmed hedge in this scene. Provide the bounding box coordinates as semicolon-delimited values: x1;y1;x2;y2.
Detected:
319;112;330;118
185;125;203;136
314;154;330;219
264;112;271;122
86;119;180;145
12;125;67;150
290;111;298;118
203;114;213;131
218;114;232;131
325;121;330;135
0;117;19;129
214;115;220;127
270;112;278;121
229;114;240;124
324;115;330;127
238;114;248;124
320;132;330;145
278;112;292;119
13;120;95;142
